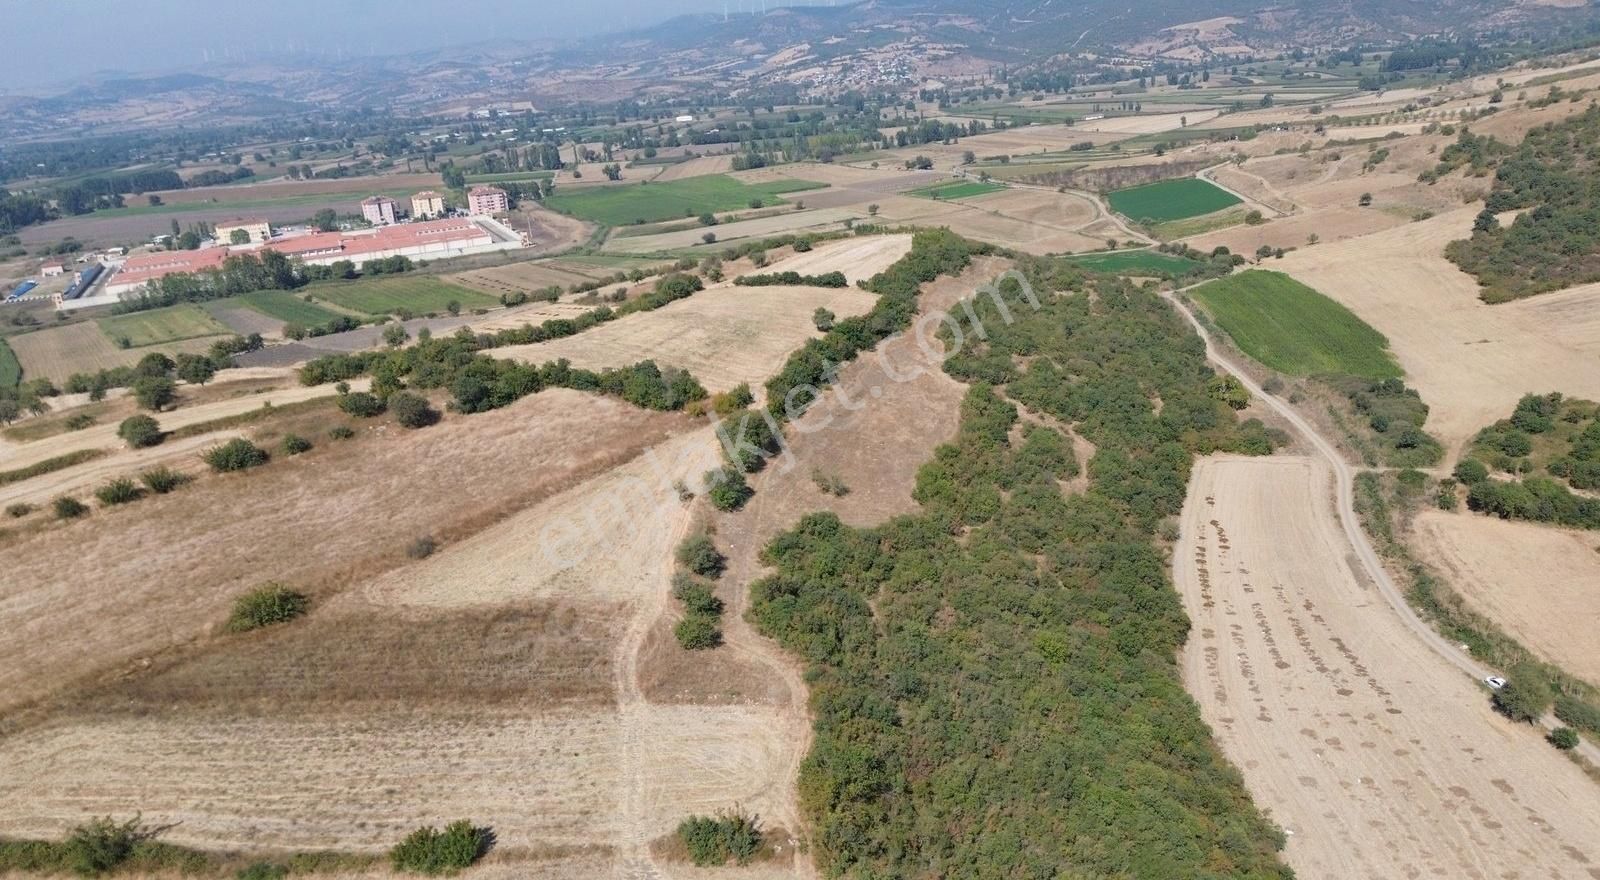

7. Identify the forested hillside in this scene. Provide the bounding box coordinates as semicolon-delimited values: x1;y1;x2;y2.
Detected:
751;262;1290;878
1447;105;1600;302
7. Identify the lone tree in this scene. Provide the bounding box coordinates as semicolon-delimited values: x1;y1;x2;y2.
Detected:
132;376;177;412
117;414;163;449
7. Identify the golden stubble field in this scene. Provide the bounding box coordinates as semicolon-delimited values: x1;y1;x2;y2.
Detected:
1177;455;1600;880
0;389;689;719
494;237;912;394
1413;509;1600;686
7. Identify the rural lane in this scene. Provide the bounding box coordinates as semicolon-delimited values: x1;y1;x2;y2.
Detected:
1163;286;1600;767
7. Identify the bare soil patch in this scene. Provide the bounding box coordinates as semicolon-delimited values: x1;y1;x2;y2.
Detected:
1177;455;1600;879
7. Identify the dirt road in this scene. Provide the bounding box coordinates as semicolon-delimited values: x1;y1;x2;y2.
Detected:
1165;286;1600;764
1178;455;1600;879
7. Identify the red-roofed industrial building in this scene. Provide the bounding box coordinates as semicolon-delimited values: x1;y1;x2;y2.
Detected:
102;218;521;299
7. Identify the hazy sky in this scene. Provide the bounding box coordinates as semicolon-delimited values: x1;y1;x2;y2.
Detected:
1;0;800;90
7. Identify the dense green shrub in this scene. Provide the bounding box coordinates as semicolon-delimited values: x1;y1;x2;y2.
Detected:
281;434;313;455
227;583;309;632
52;495;88;519
388;820;488;875
328;425;356;440
1492;667;1554;722
676;534;725;577
1548;726;1580;750
139;466;192;494
236;862;289;880
390;392;440;428
705;467;752;512
94;477;144;506
407;536;438;559
338;390;386;418
117;414;163;448
204;439;269;472
675;810;762;866
1555;694;1600;734
675;613;723;650
132;375;177;411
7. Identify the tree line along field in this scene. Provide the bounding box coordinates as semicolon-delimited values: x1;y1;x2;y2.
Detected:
1191;270;1402;380
1107;177;1242;223
543;174;825;225
97;305;232;348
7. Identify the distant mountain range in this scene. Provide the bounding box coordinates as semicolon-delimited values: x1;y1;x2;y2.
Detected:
2;0;1595;138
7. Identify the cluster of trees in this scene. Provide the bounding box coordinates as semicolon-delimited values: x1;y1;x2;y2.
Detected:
748;266;1290;877
1328;376;1443;467
733;270;847;288
1446;105;1600;301
1461;465;1600;529
299;327;706;418
673;535;727;650
1466;392;1600;491
675;810;761;867
1417;128;1510;184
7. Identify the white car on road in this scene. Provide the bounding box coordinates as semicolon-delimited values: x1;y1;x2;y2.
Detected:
1485;676;1508;690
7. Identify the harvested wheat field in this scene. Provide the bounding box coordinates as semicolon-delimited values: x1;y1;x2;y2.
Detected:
8;321;227;386
0;388;689;719
871;191;1111;254
495;283;876;393
447;260;607;296
1414;510;1600;685
654;155;734;181
1177;455;1600;880
1278;209;1600;455
496;238;912;393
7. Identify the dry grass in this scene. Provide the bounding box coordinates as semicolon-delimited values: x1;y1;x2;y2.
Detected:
1413;510;1600;685
1177;455;1600;879
493;238;911;394
1277;208;1600;455
0;388;689;719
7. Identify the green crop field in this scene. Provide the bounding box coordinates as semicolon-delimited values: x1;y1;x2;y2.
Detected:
1107;178;1242;223
905;179;1007;200
98;304;232;348
544;174;826;226
227;291;345;326
307;276;499;316
0;338;20;387
1065;250;1200;276
1191;271;1401;379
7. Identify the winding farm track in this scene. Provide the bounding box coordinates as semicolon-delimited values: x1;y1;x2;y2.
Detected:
1164;286;1600;767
